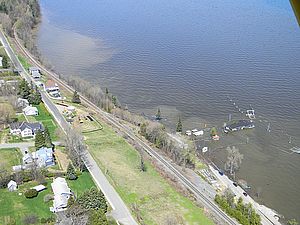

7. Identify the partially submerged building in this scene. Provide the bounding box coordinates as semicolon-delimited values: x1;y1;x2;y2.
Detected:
223;120;255;133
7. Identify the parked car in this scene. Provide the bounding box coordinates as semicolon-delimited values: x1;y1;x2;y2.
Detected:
243;192;248;197
218;171;224;176
233;182;238;187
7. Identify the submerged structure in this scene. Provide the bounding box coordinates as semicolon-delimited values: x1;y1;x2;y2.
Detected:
224;120;255;133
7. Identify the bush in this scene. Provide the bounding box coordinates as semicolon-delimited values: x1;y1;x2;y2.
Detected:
22;214;38;225
24;189;38;198
43;194;54;203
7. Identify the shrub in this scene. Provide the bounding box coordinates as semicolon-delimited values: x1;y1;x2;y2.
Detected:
24;189;38;198
22;214;38;225
43;194;54;203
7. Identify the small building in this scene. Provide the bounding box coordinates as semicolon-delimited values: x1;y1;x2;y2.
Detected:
0;57;3;67
50;177;72;212
23;152;34;165
23;106;38;116
17;98;29;109
7;180;17;192
29;67;40;75
12;165;23;172
33;147;55;167
45;80;60;93
224;120;255;133
10;121;44;138
185;130;192;136
31;184;46;192
32;70;41;79
194;130;204;136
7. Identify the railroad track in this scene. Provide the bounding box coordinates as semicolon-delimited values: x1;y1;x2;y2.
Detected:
13;31;239;225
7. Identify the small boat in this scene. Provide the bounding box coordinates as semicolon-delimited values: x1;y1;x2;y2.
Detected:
246;109;255;119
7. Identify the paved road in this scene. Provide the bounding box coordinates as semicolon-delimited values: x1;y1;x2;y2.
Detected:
209;165;281;225
5;31;240;225
0;29;138;225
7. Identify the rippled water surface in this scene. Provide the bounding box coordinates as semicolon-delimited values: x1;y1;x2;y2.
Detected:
37;0;300;220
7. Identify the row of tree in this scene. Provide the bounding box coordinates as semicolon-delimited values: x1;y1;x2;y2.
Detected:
18;79;42;105
215;191;261;225
0;0;41;55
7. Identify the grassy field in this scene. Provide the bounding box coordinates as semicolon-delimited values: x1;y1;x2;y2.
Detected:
27;103;58;140
17;54;32;71
85;122;214;225
67;171;96;197
0;180;53;224
0;148;22;170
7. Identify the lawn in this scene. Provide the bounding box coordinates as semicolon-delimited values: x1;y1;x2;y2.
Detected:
67;171;96;197
27;103;58;140
0;148;22;170
85;122;214;225
0;180;53;224
17;54;32;71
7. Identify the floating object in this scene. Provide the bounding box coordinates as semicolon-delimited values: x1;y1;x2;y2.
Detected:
267;123;271;132
202;147;208;153
191;129;198;133
194;130;204;136
246;109;255;119
290;147;300;154
186;130;192;136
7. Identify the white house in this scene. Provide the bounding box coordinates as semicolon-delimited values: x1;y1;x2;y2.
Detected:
23;152;34;165
29;67;40;75
45;80;60;93
23;106;38;116
10;121;44;138
50;177;72;212
7;180;17;192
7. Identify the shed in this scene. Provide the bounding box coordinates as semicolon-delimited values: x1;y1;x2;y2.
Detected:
7;180;17;192
194;130;204;136
32;184;47;192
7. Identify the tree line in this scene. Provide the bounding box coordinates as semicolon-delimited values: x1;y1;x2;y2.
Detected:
0;0;41;55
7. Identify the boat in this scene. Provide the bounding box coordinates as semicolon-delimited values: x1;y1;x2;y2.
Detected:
246;109;255;119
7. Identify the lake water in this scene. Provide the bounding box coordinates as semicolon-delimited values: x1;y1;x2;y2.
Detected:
37;0;300;221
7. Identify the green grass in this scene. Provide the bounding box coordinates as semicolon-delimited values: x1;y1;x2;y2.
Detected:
16;113;27;122
0;180;53;224
28;103;58;140
85;122;214;225
0;148;22;170
67;172;96;197
17;54;31;71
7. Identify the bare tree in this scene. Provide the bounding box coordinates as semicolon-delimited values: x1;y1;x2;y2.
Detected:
224;146;243;178
64;128;87;171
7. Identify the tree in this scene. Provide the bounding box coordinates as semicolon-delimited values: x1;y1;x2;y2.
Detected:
18;79;31;99
155;108;161;120
77;187;108;213
72;91;81;104
139;155;146;172
43;126;52;148
112;95;117;107
176;117;182;133
64;128;87;171
28;87;42;105
88;210;108;225
66;163;77;180
35;130;45;149
211;127;217;136
225;146;244;176
1;55;8;68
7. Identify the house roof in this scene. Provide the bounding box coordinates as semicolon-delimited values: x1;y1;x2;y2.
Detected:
23;106;38;114
36;147;53;162
29;67;40;72
17;98;29;104
226;120;254;130
45;80;58;89
32;70;41;77
51;177;71;195
10;121;44;132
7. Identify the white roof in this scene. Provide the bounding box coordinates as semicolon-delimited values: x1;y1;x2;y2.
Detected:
194;130;204;136
23;106;38;114
32;184;46;192
7;180;17;188
51;177;71;195
191;129;198;132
